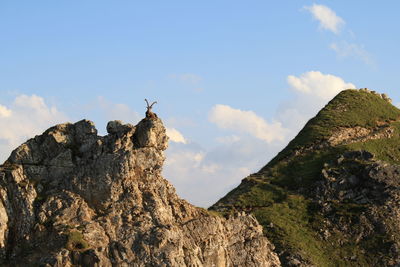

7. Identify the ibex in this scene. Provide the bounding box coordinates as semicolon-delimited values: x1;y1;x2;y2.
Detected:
145;99;158;119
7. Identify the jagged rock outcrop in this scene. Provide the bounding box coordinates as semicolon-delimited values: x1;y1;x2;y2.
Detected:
327;125;394;146
0;118;280;266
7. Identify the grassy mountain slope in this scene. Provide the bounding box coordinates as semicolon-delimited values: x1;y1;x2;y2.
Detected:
268;89;400;166
210;89;400;266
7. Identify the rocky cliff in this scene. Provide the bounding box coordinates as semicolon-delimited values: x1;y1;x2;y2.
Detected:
211;89;400;266
0;117;280;266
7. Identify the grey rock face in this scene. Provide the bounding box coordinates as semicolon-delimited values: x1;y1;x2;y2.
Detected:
0;117;280;267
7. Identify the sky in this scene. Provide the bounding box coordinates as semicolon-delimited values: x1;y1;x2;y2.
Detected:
1;1;400;207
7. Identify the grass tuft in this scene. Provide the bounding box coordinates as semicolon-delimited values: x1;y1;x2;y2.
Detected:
66;230;90;251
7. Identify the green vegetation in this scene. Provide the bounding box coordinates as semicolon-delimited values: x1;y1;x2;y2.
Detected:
347;121;400;164
292;90;400;144
205;209;224;217
66;230;90;251
267;89;400;166
217;171;388;266
210;90;400;266
270;148;344;189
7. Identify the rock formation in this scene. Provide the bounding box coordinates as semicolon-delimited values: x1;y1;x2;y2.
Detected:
0;118;280;266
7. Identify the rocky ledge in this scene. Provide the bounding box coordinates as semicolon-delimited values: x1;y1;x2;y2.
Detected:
0;117;280;266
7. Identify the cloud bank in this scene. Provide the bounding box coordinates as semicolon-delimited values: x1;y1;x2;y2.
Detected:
209;104;287;143
287;71;356;101
164;138;283;207
166;127;187;144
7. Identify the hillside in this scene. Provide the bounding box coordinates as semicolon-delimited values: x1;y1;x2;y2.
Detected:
211;89;400;266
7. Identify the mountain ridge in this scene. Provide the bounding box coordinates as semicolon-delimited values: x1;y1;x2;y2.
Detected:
211;88;400;266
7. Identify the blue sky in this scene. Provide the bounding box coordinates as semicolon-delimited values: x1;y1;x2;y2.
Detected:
1;1;400;206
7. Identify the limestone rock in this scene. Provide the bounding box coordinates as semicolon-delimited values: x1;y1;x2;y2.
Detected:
0;117;280;266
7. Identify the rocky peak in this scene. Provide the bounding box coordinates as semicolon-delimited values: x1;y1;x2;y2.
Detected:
0;117;280;266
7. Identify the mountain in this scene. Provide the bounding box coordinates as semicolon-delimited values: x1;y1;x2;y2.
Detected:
0;117;280;266
211;89;400;266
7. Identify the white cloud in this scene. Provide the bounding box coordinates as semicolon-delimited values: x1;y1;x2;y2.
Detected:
164;138;283;207
165;148;205;180
201;163;220;174
216;135;241;144
166;127;187;144
305;4;344;34
330;41;374;65
0;95;68;163
209;105;287;143
287;71;356;101
0;105;12;118
166;151;203;168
